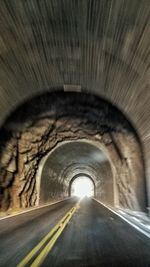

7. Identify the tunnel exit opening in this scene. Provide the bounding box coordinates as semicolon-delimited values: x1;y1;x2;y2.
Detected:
69;174;95;198
71;176;94;198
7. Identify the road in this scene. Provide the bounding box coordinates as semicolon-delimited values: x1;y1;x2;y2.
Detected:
0;198;77;267
0;198;150;267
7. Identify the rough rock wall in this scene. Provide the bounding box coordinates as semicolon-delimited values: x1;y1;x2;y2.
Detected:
0;92;145;211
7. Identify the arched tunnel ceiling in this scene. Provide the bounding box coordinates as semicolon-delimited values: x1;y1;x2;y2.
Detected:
41;141;111;184
0;1;149;210
0;1;149;136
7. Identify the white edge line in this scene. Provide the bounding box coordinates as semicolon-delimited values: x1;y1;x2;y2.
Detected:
93;198;150;239
0;197;72;221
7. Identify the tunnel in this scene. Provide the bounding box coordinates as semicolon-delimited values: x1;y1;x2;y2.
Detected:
39;140;113;205
0;1;150;266
0;91;146;212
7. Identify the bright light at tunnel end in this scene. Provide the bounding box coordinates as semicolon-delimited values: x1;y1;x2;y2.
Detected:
71;176;94;198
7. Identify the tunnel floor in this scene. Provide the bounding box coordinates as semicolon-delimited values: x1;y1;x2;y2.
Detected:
0;198;150;267
43;198;150;267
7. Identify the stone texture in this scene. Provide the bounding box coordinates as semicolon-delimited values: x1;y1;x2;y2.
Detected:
0;93;146;212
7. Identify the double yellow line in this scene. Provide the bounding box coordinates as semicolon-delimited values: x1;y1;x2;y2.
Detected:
17;202;80;267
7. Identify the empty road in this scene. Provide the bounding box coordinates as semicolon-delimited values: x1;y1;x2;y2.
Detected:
0;198;150;267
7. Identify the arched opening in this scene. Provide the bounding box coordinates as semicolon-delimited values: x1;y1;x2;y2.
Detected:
0;91;146;212
39;140;113;206
69;174;95;198
71;176;94;198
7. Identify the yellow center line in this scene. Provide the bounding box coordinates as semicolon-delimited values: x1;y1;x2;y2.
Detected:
31;207;77;267
17;202;80;267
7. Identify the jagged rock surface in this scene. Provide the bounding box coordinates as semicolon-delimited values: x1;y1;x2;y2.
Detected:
0;93;145;212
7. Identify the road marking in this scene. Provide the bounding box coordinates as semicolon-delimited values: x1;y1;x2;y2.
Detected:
17;202;80;267
31;206;78;267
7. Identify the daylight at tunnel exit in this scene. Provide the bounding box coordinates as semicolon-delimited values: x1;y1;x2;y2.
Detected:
0;1;150;267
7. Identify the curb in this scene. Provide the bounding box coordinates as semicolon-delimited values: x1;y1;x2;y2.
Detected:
0;197;71;221
93;198;150;239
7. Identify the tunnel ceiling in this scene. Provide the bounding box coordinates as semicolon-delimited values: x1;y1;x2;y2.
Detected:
42;141;109;178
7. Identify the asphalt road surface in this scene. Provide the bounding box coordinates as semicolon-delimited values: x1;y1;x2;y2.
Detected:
43;198;150;267
0;197;150;267
0;198;77;267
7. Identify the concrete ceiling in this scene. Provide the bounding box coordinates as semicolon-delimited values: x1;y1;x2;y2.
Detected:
42;141;109;178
